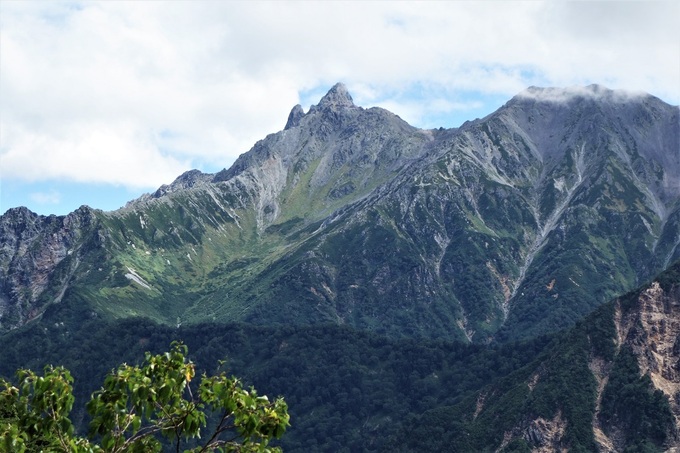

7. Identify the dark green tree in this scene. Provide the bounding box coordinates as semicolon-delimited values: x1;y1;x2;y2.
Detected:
0;342;289;453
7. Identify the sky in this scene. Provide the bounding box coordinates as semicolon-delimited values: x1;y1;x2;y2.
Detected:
1;1;679;216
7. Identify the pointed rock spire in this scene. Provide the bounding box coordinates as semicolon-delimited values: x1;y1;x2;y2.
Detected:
317;83;355;109
285;104;305;130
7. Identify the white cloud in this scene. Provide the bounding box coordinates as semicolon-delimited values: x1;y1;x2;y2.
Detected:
1;119;190;187
515;84;651;105
1;1;678;192
30;189;61;205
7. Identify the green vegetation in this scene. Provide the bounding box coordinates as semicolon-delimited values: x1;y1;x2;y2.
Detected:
385;274;679;453
0;298;550;452
391;322;601;451
2;260;680;452
0;343;289;453
600;346;673;450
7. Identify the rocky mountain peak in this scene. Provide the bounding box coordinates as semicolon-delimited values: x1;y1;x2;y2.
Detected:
0;206;36;223
152;169;209;198
284;104;305;130
316;82;355;109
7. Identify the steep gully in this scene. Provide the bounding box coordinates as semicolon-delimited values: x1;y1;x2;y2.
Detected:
505;144;587;319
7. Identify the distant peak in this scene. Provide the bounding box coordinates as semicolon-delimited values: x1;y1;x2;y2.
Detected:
152;169;209;199
317;83;355;109
2;206;37;219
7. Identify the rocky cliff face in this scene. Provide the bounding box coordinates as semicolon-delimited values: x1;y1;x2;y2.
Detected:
0;83;678;342
512;277;680;452
0;206;103;327
527;272;680;452
600;279;680;450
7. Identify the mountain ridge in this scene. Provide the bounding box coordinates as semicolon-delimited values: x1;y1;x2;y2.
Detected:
1;84;678;344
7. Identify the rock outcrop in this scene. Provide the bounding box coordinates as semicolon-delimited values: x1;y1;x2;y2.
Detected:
0;206;101;327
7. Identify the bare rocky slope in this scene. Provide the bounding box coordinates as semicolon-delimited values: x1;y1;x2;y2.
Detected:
1;83;679;343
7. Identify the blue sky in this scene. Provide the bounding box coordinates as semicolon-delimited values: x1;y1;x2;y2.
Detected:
1;1;679;216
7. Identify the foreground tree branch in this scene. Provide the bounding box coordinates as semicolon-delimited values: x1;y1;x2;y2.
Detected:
0;342;289;453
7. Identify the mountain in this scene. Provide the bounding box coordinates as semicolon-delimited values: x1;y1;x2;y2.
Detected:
388;260;680;452
1;243;679;452
1;83;679;342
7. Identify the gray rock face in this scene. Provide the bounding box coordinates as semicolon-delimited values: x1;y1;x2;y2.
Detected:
0;206;101;328
314;82;355;110
284;104;305;130
149;170;212;199
0;84;678;341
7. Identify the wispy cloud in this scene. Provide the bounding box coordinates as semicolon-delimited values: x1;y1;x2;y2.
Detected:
30;189;61;205
515;84;651;104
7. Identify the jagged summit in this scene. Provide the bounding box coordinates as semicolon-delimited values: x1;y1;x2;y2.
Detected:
151;169;211;199
315;82;355;109
284;83;355;129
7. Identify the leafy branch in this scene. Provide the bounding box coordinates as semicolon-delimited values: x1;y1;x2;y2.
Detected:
0;342;289;453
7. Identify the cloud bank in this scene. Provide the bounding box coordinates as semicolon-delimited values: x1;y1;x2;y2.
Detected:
1;1;678;193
